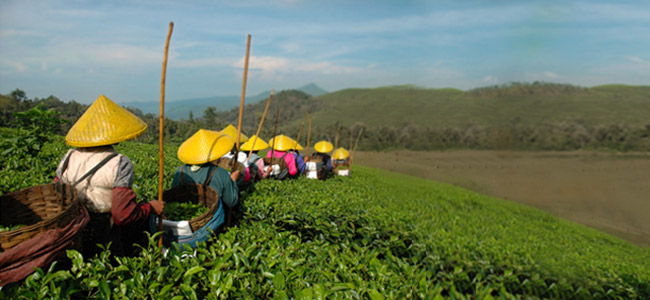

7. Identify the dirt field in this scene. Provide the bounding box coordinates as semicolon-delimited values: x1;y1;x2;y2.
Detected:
354;150;650;246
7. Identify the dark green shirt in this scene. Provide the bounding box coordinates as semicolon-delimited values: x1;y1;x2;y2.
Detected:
171;164;239;208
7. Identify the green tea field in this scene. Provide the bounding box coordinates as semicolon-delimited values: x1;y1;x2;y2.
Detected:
1;137;649;298
354;150;650;247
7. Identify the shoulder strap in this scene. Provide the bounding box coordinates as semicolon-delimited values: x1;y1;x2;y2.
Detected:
59;150;75;175
280;151;289;159
180;166;186;185
73;153;119;188
204;166;220;187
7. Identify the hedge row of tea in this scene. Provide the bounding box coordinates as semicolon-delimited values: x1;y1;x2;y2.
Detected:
2;137;649;299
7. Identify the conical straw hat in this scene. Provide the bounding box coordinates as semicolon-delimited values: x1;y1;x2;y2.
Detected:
66;95;147;147
240;135;269;151
314;140;333;153
178;129;234;165
220;124;249;143
332;148;350;160
268;135;295;151
293;143;304;151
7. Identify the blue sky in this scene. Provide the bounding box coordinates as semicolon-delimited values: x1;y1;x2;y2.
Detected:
1;0;649;104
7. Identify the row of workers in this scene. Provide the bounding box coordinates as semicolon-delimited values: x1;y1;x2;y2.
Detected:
54;95;351;256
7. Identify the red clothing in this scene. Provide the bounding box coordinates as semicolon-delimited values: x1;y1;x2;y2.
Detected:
111;187;152;226
265;150;298;176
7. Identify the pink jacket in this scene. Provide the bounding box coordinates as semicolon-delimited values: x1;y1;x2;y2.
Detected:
265;151;297;176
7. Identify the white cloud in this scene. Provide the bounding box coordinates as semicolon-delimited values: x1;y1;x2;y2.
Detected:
4;61;26;72
174;57;232;68
543;71;559;79
625;56;644;63
482;75;497;83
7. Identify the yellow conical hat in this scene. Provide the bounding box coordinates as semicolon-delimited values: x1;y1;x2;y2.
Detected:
240;135;269;151
314;140;333;153
65;95;147;147
332;148;350;160
268;135;295;151
220;124;249;143
177;129;234;165
293;143;304;151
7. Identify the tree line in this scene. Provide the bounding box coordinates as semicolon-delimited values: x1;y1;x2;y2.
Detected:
2;88;649;152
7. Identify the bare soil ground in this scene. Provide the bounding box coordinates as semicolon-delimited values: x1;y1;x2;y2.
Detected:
354;150;650;246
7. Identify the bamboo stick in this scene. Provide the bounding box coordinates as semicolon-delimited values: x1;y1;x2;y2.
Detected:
349;128;364;169
248;90;274;159
292;111;309;151
334;125;341;149
305;116;312;159
234;34;251;163
158;21;173;248
270;108;279;158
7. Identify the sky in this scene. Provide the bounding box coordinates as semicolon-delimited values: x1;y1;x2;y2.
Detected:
1;0;649;104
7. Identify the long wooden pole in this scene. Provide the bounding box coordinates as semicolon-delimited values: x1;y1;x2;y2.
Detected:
234;34;251;163
292;111;309;151
349;128;353;150
270;108;279;158
349;128;364;168
334;125;342;149
248;90;273;159
305;116;312;159
158;21;173;247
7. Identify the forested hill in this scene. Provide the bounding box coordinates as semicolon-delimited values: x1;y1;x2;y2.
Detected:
2;82;650;151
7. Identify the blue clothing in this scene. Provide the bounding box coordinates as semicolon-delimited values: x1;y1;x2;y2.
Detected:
172;164;238;208
293;151;306;174
152;164;238;248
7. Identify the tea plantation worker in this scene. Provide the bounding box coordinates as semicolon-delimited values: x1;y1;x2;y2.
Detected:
55;95;165;257
219;124;250;185
240;135;270;181
290;142;307;176
220;124;249;145
331;147;351;176
306;140;333;179
220;145;251;185
265;134;298;179
169;129;240;243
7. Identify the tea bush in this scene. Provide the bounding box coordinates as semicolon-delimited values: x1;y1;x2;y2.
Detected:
1;136;649;299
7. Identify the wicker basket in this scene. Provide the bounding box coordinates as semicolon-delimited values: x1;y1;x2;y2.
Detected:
0;183;78;251
162;184;220;231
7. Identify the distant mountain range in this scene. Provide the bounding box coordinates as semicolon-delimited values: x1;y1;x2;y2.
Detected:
120;83;328;120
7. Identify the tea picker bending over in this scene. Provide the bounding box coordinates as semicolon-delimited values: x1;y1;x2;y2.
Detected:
265;135;298;180
162;129;239;248
306;140;333;180
332;147;351;176
55;95;164;257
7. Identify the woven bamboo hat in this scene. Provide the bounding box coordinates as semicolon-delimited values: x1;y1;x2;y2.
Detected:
240;135;269;151
332;148;350;160
314;140;334;153
65;95;147;147
293;143;304;151
220;124;249;143
178;129;234;165
268;135;295;151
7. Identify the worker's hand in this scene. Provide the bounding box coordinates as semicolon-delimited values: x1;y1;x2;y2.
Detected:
150;200;165;215
230;169;241;182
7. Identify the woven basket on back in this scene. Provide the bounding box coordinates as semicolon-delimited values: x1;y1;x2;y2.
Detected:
162;184;220;232
0;183;79;251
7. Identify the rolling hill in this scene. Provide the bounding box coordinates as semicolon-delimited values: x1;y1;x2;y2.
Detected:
119;83;327;120
308;83;650;128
